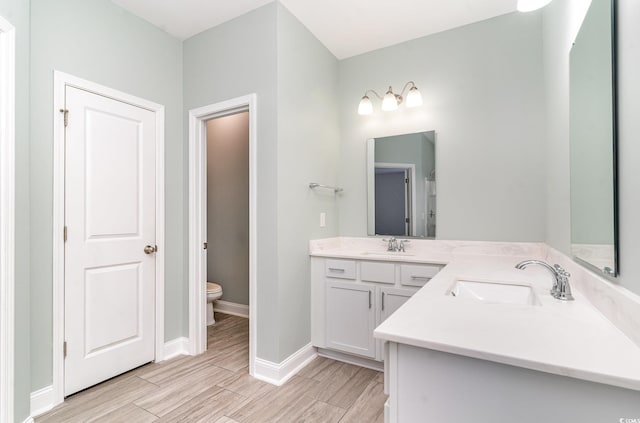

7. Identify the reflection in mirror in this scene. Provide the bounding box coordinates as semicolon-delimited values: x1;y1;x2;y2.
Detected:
367;131;436;238
569;0;617;276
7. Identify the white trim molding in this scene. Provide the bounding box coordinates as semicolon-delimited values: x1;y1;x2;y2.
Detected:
21;418;33;423
30;385;54;418
188;94;258;376
0;15;16;423
162;337;190;361
52;71;166;406
254;344;317;386
213;301;249;318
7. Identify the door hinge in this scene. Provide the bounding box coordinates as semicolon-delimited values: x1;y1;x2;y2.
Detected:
64;226;67;242
203;242;208;250
59;108;69;127
405;218;410;223
63;341;67;358
405;178;409;183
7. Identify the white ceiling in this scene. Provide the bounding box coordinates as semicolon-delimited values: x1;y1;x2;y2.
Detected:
110;0;517;59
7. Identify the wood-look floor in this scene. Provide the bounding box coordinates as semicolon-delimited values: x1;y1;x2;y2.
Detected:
36;314;386;422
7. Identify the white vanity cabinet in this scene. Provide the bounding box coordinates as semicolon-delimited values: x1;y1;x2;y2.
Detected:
311;256;443;363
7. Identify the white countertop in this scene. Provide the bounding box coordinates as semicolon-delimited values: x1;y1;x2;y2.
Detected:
310;238;640;391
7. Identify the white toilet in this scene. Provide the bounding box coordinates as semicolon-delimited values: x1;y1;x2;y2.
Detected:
206;282;223;326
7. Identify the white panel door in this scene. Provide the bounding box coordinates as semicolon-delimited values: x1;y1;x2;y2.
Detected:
326;280;376;358
64;86;156;396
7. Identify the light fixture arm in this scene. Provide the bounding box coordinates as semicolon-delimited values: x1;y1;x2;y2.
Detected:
399;81;417;98
362;89;384;100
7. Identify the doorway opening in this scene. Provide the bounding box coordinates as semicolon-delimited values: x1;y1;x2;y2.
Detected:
205;111;250;323
188;95;257;376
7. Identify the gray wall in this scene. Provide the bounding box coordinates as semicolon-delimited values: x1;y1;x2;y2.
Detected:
183;4;281;362
542;0;587;258
338;12;547;243
184;3;340;362
0;0;31;420
29;0;183;391
543;0;640;294
276;3;340;361
206;113;249;306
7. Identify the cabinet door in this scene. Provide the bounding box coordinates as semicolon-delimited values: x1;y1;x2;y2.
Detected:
326;281;376;358
380;287;417;324
376;287;418;361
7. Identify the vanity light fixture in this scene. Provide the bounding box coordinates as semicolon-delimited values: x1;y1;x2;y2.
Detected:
516;0;553;12
358;81;423;115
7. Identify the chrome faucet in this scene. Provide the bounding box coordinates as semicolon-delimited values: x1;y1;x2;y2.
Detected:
385;237;398;251
382;237;409;252
515;260;574;301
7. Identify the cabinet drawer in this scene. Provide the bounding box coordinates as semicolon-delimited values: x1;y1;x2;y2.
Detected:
361;261;395;284
325;259;356;279
400;263;443;287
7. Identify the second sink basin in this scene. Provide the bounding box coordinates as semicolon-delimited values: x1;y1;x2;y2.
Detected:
450;279;539;305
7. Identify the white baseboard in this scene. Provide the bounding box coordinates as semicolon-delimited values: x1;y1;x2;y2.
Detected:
22;417;34;423
163;336;190;360
30;384;54;417
29;338;189;418
253;343;317;386
213;300;249;318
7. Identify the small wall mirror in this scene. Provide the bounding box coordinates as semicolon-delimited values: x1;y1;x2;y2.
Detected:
569;0;618;276
367;131;436;238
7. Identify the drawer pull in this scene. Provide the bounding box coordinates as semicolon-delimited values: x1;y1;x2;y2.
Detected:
382;292;385;311
411;276;431;281
328;268;345;273
369;291;372;309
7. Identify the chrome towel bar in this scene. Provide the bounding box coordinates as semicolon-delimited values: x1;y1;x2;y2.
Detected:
309;183;343;193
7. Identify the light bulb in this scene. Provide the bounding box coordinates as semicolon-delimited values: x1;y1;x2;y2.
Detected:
358;96;373;115
381;88;398;111
405;86;423;108
517;0;552;12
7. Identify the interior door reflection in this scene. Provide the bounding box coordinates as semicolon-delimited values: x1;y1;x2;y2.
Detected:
375;166;411;236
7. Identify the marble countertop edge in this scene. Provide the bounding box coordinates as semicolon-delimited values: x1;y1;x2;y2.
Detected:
372;329;640;391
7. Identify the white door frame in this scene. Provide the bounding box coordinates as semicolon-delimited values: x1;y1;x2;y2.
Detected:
52;71;165;406
374;162;417;236
188;95;257;376
0;14;16;423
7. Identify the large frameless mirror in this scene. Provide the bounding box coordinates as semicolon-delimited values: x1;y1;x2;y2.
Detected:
569;0;618;276
367;131;436;238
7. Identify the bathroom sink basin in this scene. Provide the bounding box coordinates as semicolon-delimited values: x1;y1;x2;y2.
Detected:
449;280;539;305
361;251;415;257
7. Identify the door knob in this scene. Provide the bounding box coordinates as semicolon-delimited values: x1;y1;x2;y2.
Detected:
144;245;157;255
